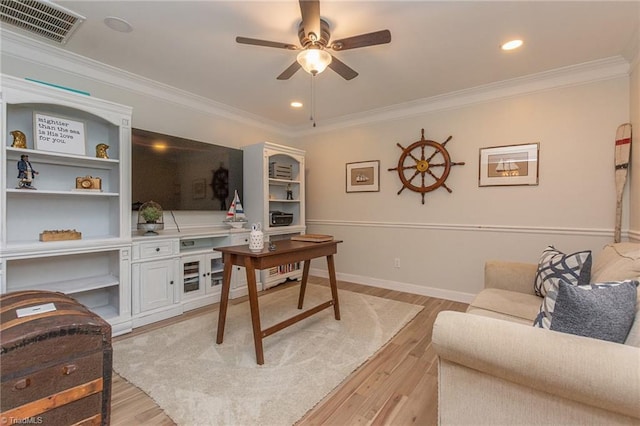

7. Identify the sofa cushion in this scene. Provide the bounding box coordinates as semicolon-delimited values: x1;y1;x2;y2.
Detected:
624;290;640;347
535;280;638;344
591;243;640;283
468;288;541;323
534;246;592;297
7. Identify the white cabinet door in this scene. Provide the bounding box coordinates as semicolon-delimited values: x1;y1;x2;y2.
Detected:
181;254;206;299
207;253;224;295
181;252;225;298
137;259;177;313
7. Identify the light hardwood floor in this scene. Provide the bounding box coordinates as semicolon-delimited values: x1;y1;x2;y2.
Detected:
110;277;468;425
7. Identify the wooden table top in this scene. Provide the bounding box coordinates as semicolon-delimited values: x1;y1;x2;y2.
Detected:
214;239;342;257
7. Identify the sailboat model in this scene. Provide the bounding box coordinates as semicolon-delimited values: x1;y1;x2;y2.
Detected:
495;159;520;177
224;190;248;228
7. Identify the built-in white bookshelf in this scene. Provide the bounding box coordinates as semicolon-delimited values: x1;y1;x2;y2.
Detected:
0;75;133;336
243;142;306;288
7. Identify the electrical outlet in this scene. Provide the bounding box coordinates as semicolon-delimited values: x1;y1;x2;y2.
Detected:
394;258;400;268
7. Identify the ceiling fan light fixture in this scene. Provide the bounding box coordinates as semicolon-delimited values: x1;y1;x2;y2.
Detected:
501;39;523;51
297;48;332;75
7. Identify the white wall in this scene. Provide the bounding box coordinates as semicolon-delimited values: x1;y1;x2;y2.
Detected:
295;78;630;301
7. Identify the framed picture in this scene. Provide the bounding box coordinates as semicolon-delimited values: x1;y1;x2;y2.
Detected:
33;112;86;155
479;143;539;187
192;178;206;199
346;160;380;192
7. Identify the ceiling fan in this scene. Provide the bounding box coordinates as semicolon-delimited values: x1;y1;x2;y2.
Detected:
236;0;391;81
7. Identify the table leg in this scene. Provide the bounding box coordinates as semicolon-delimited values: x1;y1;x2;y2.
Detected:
327;254;341;320
216;254;234;344
297;259;311;309
244;257;264;365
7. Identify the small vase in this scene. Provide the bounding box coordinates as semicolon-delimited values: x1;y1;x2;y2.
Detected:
249;223;264;252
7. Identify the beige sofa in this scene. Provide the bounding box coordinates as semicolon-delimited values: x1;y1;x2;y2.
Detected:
433;242;640;425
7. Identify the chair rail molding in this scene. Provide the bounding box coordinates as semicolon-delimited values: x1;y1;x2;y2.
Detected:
306;219;619;238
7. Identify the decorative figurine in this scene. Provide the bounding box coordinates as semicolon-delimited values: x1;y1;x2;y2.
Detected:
286;183;294;200
10;130;27;148
17;154;38;189
96;143;110;159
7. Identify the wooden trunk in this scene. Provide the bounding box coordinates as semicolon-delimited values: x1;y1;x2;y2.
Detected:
0;290;112;425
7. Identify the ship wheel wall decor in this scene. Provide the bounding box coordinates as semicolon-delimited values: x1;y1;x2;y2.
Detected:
388;129;465;204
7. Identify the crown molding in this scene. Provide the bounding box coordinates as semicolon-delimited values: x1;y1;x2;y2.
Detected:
291;56;630;137
0;29;286;135
1;28;630;139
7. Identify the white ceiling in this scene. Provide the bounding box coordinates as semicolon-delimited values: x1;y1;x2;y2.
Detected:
12;1;640;128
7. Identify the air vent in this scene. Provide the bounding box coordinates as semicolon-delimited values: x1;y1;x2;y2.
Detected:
0;0;85;44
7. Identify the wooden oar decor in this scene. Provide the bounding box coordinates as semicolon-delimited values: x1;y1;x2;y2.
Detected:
614;123;632;243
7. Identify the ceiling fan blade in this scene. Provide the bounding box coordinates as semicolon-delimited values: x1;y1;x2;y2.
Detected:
329;30;391;51
236;36;298;50
299;0;321;42
328;55;358;80
277;62;302;80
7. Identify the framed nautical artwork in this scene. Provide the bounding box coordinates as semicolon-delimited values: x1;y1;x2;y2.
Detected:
346;160;380;192
479;143;539;187
192;178;206;199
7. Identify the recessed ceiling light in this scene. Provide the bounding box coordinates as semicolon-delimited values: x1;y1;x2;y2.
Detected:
290;101;303;108
501;39;523;51
104;16;133;33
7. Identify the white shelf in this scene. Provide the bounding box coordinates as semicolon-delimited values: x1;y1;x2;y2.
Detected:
91;304;119;321
13;274;119;295
269;178;301;185
4;236;125;253
6;147;120;168
7;189;119;197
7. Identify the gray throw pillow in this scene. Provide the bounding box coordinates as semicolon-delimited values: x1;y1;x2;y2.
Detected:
550;280;638;343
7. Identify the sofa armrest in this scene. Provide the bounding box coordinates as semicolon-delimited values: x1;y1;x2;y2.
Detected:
433;311;640;419
485;260;537;295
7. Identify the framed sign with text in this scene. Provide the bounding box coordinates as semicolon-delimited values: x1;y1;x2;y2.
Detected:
34;112;86;155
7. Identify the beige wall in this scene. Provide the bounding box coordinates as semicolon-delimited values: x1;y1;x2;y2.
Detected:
630;57;640;239
295;78;630;300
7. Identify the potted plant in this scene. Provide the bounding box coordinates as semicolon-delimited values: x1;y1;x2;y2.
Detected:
140;205;162;223
137;201;164;235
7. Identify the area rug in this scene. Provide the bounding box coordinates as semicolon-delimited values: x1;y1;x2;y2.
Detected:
112;285;423;426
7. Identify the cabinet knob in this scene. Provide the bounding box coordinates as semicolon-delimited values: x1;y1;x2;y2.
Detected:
170;281;174;285
155;247;160;252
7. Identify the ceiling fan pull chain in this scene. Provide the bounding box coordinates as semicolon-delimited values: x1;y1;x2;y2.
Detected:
310;74;317;127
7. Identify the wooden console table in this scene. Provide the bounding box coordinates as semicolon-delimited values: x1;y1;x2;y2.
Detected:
215;239;342;365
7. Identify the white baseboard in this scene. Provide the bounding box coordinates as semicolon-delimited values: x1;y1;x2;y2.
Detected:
310;268;476;304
